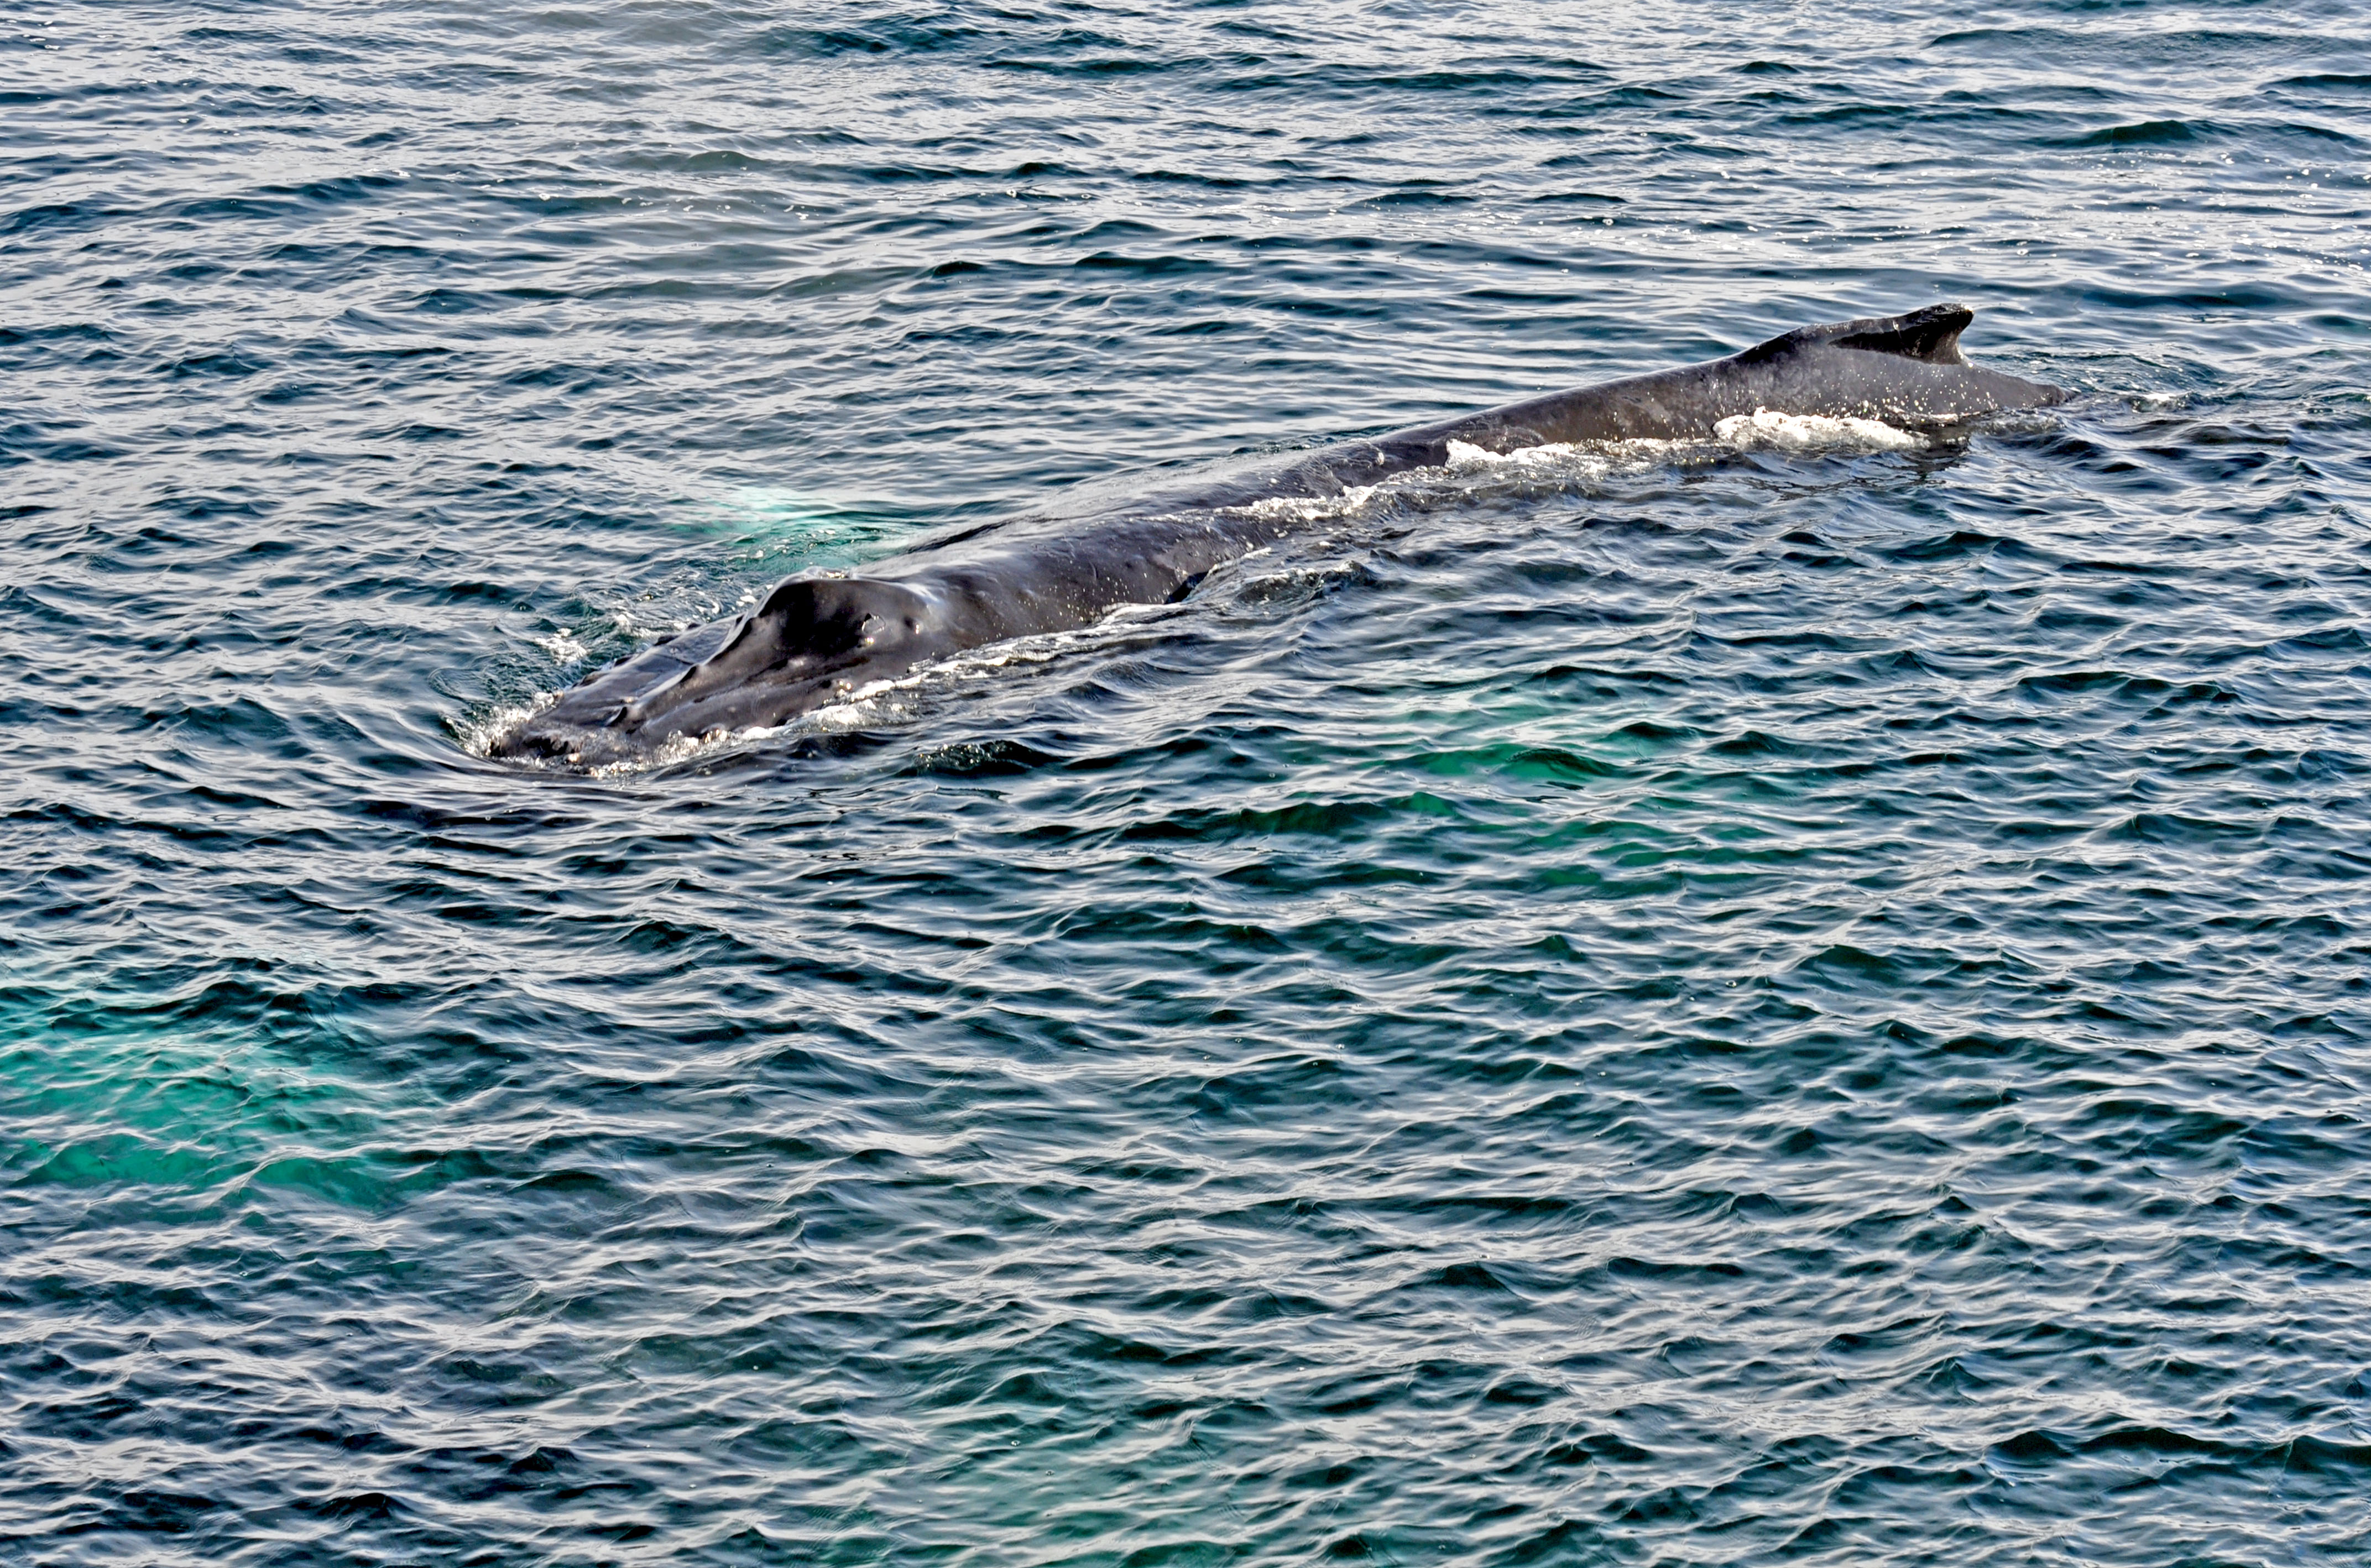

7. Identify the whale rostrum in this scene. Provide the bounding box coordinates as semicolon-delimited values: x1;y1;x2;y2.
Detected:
492;304;2065;766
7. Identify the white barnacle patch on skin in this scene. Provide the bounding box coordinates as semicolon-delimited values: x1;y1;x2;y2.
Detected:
1714;408;1924;452
1241;483;1380;523
1444;438;1591;469
1447;438;1520;467
1440;437;1683;480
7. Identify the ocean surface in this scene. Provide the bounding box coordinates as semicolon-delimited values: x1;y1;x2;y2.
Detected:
6;2;2370;1562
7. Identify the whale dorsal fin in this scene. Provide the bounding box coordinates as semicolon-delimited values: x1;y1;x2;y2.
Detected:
1833;304;1973;364
1735;303;1975;367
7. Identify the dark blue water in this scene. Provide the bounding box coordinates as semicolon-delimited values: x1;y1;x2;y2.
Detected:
7;3;2371;1562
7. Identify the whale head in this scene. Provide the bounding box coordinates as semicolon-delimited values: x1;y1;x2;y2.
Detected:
493;576;941;767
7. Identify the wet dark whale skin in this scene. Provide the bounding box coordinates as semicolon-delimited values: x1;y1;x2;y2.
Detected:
493;304;2064;766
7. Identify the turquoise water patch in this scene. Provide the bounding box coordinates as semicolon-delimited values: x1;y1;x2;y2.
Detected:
0;979;446;1215
702;487;921;574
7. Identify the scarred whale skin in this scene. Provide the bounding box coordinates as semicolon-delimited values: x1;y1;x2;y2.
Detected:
493;304;2063;766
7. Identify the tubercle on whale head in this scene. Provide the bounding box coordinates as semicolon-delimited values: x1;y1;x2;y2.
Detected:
490;574;942;765
618;576;925;722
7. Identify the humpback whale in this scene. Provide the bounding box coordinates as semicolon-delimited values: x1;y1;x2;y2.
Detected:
493;304;2064;766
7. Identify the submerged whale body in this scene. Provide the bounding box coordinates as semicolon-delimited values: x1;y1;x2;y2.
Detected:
493;304;2064;766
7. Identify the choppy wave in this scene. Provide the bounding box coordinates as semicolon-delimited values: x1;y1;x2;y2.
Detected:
4;2;2369;1565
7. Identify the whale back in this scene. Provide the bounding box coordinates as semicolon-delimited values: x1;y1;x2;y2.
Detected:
493;306;2071;766
1419;302;2064;450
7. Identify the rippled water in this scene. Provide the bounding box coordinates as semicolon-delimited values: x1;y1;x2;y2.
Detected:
7;2;2371;1562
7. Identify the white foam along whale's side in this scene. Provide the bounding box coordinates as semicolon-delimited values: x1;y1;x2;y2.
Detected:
494;305;2064;767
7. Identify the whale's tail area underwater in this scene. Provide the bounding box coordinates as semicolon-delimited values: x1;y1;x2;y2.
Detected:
491;304;2066;768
